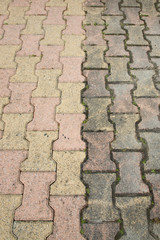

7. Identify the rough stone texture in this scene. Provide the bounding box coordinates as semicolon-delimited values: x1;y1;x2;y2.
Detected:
103;16;125;34
111;114;141;150
147;36;160;57
146;174;160;219
0;151;27;194
56;83;85;113
109;84;138;113
84;26;106;46
136;98;160;130
116;196;154;240
13;221;53;240
50;151;85;195
113;152;149;194
103;0;122;16
15;172;55;221
22;16;45;34
133;70;159;97
141;132;160;170
53;114;86;151
41;25;64;46
27;98;60;131
83;70;110;97
64;16;85;35
83;46;108;69
48;196;86;240
0;45;20;68
83;223;119;240
83;173;119;221
61;35;85;57
122;7;143;25
105;35;129;57
83;131;115;171
83;7;104;25
0;114;32;150
125;25;148;46
0;195;22;240
83;98;113;131
0;24;24;45
21;131;58;171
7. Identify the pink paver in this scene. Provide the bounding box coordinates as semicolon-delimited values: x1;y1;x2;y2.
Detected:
136;98;160;130
4;83;36;113
122;7;143;25
63;16;85;35
0;151;27;194
48;196;86;240
59;57;85;83
26;0;48;15
37;46;63;69
15;172;55;220
0;25;24;45
27;97;60;131
0;69;15;97
105;35;129;57
44;7;66;25
53;114;86;151
10;0;30;7
17;35;43;56
0;16;7;36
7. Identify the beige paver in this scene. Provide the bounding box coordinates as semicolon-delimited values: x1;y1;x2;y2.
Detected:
22;16;46;35
0;0;12;15
0;45;20;68
0;97;9;131
5;6;28;25
46;0;67;7
41;25;64;46
61;35;85;57
64;0;85;16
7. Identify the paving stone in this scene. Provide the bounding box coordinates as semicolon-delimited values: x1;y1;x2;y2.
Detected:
50;151;85;195
113;152;149;194
61;35;85;57
83;173;119;221
13;221;53;240
128;46;153;69
140;132;160;170
4;83;36;113
26;0;48;15
0;69;14;97
0;113;32;150
83;131;115;171
105;35;129;57
109;83;138;113
37;46;63;69
83;70;110;97
103;16;125;34
125;25;148;46
46;0;66;7
0;97;9;131
84;25;106;46
152;223;160;239
27;97;59;131
84;0;104;7
10;56;40;82
17;35;43;56
83;98;113;131
0;150;27;194
49;196;86;240
64;0;85;16
41;25;64;46
22;16;45;34
56;83;85;113
44;7;66;25
111;114;141;150
5;6;28;24
116;196;154;240
143;16;160;35
133;70;159;97
146;174;160;219
121;0;140;7
53;114;85;151
0;195;22;240
10;0;29;7
64;16;85;35
0;24;24;45
106;57;132;82
0;15;7;36
147;36;160;57
137;0;158;16
122;7;143;25
83;7;104;25
83;46;108;69
136;98;160;130
33;69;61;97
59;57;85;83
15;172;55;220
21;131;58;171
0;0;12;15
0;45;20;68
83;223;119;240
102;0;122;16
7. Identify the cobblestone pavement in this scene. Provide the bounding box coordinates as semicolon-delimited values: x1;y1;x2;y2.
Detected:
0;0;160;239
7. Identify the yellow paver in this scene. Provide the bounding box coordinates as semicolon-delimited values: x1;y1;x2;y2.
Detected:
61;35;85;57
0;45;20;68
22;16;46;35
5;6;28;25
41;25;64;46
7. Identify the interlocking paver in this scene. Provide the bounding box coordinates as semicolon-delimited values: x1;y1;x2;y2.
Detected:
61;35;85;57
44;7;66;25
84;0;104;7
0;0;12;15
0;69;15;97
103;16;125;34
105;35;129;57
121;0;140;7
0;15;7;37
143;16;160;35
46;0;66;7
125;25;148;46
64;16;85;35
22;16;45;35
0;45;20;68
83;7;104;25
137;0;158;16
147;36;160;57
102;0;122;16
0;24;24;45
41;25;64;46
84;25;106;46
10;0;29;7
64;0;85;16
122;7;143;25
0;98;9;131
26;0;48;15
5;6;28;25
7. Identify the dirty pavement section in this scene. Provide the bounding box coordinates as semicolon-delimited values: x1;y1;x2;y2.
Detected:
0;0;160;239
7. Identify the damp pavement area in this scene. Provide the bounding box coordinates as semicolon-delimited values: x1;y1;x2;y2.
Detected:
0;0;160;239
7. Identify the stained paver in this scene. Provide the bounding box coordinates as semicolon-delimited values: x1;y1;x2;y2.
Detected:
0;0;160;239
